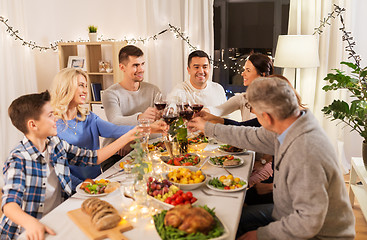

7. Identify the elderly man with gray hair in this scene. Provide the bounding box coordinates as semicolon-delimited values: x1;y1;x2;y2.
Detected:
188;76;355;240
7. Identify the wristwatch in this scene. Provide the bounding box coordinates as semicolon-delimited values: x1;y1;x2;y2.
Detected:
261;159;267;165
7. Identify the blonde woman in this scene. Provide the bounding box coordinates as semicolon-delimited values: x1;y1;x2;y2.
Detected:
51;68;135;190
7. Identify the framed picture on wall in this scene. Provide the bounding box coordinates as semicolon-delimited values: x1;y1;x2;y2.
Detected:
67;56;87;71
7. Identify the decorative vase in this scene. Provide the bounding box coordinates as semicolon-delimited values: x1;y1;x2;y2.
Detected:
362;141;367;168
88;32;97;42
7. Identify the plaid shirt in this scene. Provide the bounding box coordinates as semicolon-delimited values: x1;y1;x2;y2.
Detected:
0;136;97;239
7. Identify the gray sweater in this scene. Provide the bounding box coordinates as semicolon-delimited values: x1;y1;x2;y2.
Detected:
102;82;161;126
205;110;355;239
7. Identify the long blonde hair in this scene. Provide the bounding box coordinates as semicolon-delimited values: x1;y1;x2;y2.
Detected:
50;68;89;122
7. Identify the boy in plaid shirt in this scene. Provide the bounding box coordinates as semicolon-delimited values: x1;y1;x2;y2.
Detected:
0;91;145;239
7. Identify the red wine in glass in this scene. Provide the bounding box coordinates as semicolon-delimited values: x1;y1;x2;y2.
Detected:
180;110;194;121
192;104;204;113
155;102;167;110
163;115;178;124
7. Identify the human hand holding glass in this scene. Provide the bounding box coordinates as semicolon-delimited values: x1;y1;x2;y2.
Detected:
154;93;167;118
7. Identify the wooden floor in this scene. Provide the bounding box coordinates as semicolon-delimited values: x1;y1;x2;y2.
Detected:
344;173;367;240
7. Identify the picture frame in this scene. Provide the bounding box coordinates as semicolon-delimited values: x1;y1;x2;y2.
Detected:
67;56;87;71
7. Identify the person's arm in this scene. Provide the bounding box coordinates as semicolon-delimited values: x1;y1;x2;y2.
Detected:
93;112;135;139
223;117;261;127
3;203;55;239
207;93;242;117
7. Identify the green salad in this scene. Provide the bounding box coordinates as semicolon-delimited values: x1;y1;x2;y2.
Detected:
153;205;224;240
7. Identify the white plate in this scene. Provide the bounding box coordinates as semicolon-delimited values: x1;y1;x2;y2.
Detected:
75;180;117;197
208;156;245;168
206;176;248;192
153;207;230;240
160;153;201;169
218;146;247;155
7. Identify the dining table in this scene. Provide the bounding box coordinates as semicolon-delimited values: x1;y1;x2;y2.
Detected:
19;141;254;240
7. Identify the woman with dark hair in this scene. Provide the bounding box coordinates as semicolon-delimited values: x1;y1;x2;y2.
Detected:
206;53;274;123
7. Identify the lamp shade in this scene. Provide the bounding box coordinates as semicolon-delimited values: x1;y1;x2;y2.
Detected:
274;35;320;68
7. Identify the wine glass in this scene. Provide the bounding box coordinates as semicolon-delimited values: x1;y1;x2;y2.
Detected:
137;118;152;153
162;103;178;126
154;93;167;118
191;92;204;114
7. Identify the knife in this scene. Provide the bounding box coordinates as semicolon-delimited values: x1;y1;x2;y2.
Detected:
105;169;125;179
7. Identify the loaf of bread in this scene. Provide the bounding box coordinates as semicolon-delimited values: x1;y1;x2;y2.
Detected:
81;198;121;230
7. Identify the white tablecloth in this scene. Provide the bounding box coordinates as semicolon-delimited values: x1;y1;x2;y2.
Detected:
19;144;254;240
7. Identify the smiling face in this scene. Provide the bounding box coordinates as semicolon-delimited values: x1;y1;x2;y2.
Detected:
71;74;88;105
34;102;58;138
241;60;261;86
187;57;210;89
120;55;145;83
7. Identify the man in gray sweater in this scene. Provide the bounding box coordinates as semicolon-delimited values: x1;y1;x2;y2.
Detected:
188;76;355;240
102;45;161;126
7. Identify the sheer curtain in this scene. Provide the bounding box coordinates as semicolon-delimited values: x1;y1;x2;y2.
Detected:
0;0;213;187
0;0;38;186
287;0;357;171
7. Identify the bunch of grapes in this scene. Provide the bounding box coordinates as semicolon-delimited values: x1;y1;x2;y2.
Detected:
147;177;179;202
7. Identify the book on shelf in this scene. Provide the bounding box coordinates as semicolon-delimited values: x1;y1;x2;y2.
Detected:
91;83;102;101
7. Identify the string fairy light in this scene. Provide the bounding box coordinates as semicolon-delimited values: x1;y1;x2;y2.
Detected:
1;4;359;73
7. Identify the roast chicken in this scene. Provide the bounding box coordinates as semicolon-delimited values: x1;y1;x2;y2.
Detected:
164;204;215;234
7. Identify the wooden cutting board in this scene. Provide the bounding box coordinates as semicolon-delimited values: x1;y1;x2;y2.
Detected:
67;208;133;240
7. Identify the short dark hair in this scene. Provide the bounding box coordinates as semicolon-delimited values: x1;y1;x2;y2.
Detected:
248;53;274;77
188;50;210;67
8;91;50;134
119;45;144;65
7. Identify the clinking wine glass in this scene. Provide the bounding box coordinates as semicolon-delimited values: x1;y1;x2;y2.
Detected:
154;93;167;118
137;118;152;152
162;103;178;126
191;92;204;114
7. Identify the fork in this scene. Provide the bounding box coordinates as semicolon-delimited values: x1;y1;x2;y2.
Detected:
201;189;238;198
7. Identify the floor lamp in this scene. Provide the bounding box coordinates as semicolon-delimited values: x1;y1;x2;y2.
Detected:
273;35;320;91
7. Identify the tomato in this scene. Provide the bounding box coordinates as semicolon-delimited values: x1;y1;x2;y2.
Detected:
167;159;173;164
183;162;192;166
177;190;183;195
184;154;190;158
186;191;193;199
227;155;234;160
184;200;191;205
181;193;188;200
176;196;184;204
190;197;197;203
224;186;230;190
174;159;181;166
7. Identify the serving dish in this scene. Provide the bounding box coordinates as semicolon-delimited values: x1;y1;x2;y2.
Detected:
164;166;206;190
153;205;230;240
160;153;201;168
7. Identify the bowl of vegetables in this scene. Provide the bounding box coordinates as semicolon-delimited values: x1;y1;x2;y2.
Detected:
160;153;201;168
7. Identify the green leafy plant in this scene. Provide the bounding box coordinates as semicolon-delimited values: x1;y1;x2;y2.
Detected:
130;139;149;181
88;25;98;33
322;61;367;141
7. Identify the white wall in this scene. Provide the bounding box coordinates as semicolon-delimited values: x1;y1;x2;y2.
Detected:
22;0;214;93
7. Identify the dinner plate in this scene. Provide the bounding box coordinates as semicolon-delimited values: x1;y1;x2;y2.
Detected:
206;176;248;192
75;180;118;197
218;145;247;154
208;156;245;168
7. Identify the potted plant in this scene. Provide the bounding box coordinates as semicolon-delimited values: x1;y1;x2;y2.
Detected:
322;61;367;167
88;25;98;42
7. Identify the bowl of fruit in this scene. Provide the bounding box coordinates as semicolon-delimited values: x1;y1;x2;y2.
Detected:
165;167;206;190
160;153;201;168
147;177;197;208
